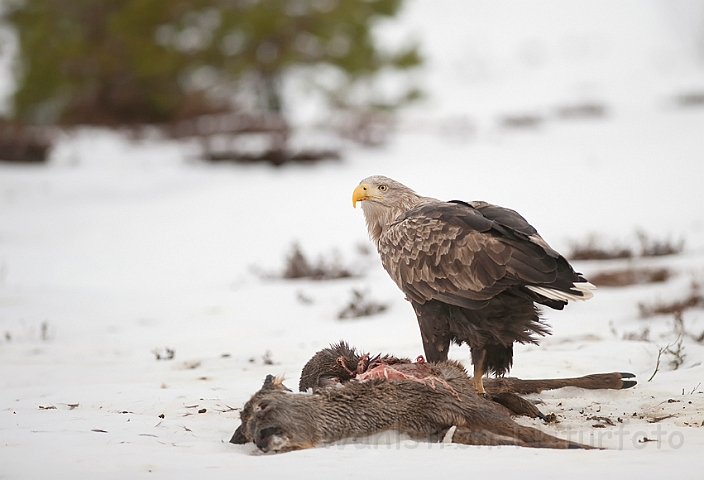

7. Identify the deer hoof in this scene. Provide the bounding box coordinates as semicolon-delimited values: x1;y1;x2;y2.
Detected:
620;372;637;389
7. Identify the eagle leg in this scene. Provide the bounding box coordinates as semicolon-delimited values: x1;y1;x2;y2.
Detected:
472;349;487;395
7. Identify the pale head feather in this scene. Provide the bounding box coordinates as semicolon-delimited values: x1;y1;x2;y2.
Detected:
357;175;437;246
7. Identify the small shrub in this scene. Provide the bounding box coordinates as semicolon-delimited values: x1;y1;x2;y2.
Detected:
555;103;607;120
248;350;276;365
647;334;686;382
262;350;274;365
637;231;684;257
152;347;175;360
500;114;544;129
1;320;54;343
675;92;704;108
622;327;650;342
337;289;388;320
568;235;633;261
280;243;355;281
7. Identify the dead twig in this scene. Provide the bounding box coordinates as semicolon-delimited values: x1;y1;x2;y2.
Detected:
647;414;676;424
262;350;275;365
647;334;685;382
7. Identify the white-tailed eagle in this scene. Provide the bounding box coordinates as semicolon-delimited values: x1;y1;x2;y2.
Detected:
352;175;594;394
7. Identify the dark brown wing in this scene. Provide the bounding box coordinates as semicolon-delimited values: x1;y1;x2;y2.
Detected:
465;200;562;259
379;201;583;309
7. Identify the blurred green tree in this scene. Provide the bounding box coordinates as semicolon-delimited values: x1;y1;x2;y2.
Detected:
3;0;421;126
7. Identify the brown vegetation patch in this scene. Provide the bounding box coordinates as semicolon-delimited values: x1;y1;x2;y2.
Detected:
638;281;704;318
0;123;54;163
555;103;607;120
637;231;684;257
337;289;389;320
500;114;544;129
280;244;355;281
203;148;341;166
622;327;650;342
568;236;633;261
568;231;684;261
675;92;704;108
589;267;671;287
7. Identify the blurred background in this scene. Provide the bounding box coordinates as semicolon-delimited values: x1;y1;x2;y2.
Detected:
1;0;704;313
0;0;702;164
0;0;425;163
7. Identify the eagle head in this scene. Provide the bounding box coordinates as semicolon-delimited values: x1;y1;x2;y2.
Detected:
352;175;426;244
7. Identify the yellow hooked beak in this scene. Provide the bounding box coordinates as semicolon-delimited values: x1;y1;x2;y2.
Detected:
352;184;381;208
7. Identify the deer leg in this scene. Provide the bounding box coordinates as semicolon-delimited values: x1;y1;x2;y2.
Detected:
484;418;592;450
451;426;527;447
490;392;546;420
483;372;637;395
452;421;590;449
508;423;592;449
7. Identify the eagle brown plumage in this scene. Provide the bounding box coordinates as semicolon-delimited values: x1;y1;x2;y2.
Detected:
352;175;594;394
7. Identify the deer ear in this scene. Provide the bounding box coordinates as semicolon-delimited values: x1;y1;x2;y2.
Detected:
262;375;288;390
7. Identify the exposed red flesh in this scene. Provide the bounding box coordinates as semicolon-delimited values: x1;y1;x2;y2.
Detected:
354;360;461;400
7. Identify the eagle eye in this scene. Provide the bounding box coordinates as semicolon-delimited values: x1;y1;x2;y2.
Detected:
378;185;388;192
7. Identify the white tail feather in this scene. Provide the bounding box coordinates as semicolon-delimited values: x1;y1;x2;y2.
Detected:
527;282;595;302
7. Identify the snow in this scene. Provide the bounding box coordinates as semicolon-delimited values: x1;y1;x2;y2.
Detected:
2;1;704;478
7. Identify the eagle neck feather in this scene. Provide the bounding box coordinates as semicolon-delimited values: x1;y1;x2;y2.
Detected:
362;193;437;248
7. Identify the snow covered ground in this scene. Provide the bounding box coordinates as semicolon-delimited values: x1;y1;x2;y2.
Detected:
2;1;704;478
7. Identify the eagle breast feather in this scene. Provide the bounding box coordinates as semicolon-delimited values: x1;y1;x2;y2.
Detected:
378;204;512;304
